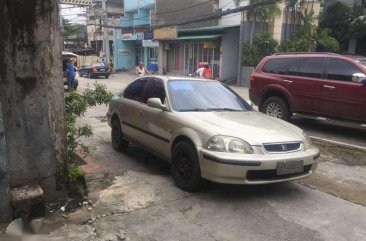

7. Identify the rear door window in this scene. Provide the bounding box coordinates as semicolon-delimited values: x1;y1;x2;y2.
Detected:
326;59;361;82
262;58;291;74
142;78;166;104
123;78;148;102
287;58;325;78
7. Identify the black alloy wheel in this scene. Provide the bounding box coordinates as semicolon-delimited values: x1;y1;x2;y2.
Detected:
111;118;129;151
171;141;202;192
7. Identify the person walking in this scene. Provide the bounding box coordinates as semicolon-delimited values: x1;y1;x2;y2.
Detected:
67;58;75;90
135;61;152;77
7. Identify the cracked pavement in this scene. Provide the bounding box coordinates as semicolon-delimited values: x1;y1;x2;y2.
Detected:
1;73;365;241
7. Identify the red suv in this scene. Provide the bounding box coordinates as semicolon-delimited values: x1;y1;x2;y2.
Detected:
249;53;366;124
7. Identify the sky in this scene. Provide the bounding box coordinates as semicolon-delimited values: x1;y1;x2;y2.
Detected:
60;4;87;24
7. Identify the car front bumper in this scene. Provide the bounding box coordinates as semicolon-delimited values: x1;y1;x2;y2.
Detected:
199;147;320;184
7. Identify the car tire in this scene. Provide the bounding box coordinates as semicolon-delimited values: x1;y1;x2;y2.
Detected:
88;72;93;79
262;96;291;121
105;75;110;79
111;118;129;151
79;73;83;77
171;141;202;192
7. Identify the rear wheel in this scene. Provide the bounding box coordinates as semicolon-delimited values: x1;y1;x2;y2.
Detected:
171;141;202;192
88;72;93;79
111;118;129;151
262;96;291;121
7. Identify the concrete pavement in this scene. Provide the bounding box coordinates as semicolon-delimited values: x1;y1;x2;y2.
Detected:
2;72;365;240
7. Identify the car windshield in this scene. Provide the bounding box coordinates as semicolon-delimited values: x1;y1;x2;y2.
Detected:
358;59;366;68
92;63;106;67
168;80;251;112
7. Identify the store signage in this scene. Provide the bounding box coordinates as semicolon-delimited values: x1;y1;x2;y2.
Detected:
153;27;177;40
121;33;135;40
144;30;154;40
136;32;144;40
60;0;92;5
142;40;159;48
117;49;131;55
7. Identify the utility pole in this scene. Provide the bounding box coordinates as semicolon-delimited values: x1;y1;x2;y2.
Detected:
94;0;109;62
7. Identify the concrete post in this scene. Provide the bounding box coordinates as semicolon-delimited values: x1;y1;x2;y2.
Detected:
237;20;245;86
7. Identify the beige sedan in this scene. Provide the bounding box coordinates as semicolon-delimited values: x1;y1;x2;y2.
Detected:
107;76;320;191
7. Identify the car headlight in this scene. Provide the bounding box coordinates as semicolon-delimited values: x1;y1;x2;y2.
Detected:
206;136;254;154
302;132;312;150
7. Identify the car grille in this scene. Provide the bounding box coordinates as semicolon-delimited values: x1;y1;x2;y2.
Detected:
246;165;312;181
263;142;301;153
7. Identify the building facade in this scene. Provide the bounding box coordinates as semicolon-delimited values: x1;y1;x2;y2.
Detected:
113;0;158;71
86;0;124;57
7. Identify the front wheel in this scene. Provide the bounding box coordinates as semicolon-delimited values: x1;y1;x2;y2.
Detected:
171;141;202;192
105;74;110;79
262;96;291;121
111;118;129;151
88;72;93;79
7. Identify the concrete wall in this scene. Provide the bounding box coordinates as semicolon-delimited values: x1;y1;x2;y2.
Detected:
220;27;240;81
113;33;137;70
152;0;218;28
0;102;11;222
218;0;246;26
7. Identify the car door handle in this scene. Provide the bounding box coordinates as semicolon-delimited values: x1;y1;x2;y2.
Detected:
138;111;143;116
323;85;335;89
283;80;293;84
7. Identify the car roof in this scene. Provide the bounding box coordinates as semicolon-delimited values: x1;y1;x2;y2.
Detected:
149;75;219;83
267;52;366;62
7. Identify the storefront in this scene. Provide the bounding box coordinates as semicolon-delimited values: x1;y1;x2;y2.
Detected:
113;30;159;72
155;25;240;81
166;40;221;78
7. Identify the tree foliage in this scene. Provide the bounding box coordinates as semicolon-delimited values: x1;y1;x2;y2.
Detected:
65;84;113;182
320;2;366;51
62;18;87;43
243;32;278;66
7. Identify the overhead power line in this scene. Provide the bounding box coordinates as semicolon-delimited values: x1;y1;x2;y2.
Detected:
152;0;283;28
86;0;282;29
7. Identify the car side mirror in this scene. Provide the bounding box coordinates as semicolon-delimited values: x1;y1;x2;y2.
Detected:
352;73;366;84
147;98;166;110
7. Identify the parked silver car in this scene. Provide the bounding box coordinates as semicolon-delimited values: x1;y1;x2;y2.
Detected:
107;76;320;191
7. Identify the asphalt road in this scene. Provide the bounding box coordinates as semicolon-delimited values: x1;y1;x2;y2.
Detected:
78;73;366;148
58;73;366;241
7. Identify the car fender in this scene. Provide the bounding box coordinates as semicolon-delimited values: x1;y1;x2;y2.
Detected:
171;127;210;153
259;84;294;111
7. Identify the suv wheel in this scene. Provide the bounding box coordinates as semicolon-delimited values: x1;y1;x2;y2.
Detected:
171;141;202;192
111;118;129;151
262;96;291;121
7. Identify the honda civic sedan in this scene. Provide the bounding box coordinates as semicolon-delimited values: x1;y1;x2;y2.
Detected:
106;76;320;191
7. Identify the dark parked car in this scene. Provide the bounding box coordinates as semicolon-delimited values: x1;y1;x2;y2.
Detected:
79;62;111;79
249;53;366;124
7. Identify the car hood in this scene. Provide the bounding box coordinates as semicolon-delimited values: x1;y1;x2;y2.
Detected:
177;111;304;145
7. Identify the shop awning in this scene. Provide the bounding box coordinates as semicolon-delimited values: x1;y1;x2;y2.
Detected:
175;35;221;40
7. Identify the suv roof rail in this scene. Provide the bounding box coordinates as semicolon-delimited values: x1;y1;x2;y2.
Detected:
273;52;339;56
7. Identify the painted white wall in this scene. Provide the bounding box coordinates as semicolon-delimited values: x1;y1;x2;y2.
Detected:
220;27;240;81
218;0;248;26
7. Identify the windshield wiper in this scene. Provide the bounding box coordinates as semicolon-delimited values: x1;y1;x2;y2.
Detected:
207;108;243;112
179;108;210;112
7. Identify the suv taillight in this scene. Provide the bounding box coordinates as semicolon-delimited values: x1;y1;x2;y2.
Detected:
92;67;97;72
250;73;255;81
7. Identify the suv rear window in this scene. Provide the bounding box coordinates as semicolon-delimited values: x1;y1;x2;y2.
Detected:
262;58;291;74
287;58;325;78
